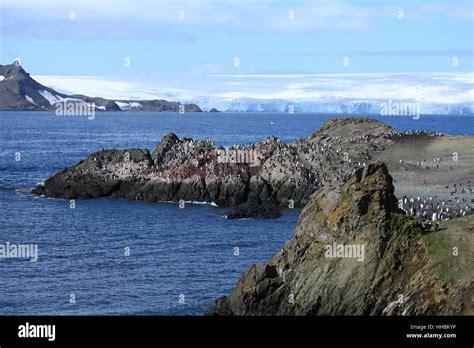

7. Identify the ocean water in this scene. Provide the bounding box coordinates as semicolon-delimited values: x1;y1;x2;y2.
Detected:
0;112;473;315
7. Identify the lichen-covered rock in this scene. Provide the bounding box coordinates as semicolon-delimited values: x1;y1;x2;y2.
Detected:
210;162;473;315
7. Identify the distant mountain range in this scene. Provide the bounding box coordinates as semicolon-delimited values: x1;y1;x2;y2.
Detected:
0;62;201;112
1;62;472;115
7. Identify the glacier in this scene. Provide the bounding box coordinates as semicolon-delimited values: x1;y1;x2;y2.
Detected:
188;97;474;115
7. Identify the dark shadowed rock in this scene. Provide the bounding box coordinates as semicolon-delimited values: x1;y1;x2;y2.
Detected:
226;202;281;219
104;100;121;111
151;133;180;166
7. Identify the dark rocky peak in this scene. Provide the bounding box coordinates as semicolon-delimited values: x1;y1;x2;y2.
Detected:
254;135;286;154
295;162;400;241
345;162;400;224
0;62;62;109
151;133;216;170
1;62;24;78
151;133;181;164
349;162;399;214
160;132;180;146
210;158;470;316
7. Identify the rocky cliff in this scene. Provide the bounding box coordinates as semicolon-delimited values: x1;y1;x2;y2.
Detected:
210;162;473;315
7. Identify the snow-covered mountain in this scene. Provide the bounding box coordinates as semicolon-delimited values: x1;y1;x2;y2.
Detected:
0;62;201;112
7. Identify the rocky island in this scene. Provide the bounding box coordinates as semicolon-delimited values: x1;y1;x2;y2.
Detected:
33;118;387;206
33;118;473;216
32;118;473;315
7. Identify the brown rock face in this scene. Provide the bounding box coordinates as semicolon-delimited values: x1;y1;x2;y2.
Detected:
32;118;399;207
32;132;322;206
210;162;473;315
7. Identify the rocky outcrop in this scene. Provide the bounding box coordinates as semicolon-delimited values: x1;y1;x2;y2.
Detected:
33;118;458;210
33;134;309;206
32;149;154;199
210;162;473;315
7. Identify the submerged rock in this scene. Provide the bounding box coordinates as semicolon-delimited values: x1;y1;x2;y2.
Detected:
226;202;281;220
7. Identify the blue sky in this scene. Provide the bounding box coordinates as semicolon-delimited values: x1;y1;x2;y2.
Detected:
0;0;473;103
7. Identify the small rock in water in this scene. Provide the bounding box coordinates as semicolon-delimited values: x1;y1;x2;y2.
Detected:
226;202;281;220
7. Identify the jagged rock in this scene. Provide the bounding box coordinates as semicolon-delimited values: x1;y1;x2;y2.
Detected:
209;162;473;315
33;126;327;206
151;132;180;166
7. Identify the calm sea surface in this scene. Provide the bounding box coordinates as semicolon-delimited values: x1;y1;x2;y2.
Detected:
0;112;472;314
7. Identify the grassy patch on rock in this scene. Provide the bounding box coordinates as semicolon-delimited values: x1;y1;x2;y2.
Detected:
422;215;473;283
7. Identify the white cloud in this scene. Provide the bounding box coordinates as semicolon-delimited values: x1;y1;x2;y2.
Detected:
0;0;376;37
34;75;165;100
1;0;472;42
